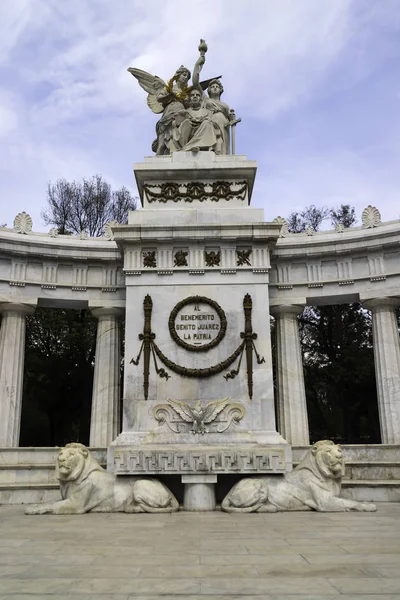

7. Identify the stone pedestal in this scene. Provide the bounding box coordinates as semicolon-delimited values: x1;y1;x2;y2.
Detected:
0;302;35;447
90;307;124;447
270;304;309;445
107;152;292;501
182;475;217;511
364;298;400;444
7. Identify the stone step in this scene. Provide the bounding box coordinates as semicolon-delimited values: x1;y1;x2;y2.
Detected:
1;446;399;505
292;460;400;481
0;483;60;505
344;462;400;481
0;462;107;485
293;444;400;462
1;480;399;506
341;480;400;503
0;447;107;465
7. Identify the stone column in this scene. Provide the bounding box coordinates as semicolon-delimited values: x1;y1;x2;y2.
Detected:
363;298;400;444
182;475;217;511
270;305;309;445
90;308;124;447
0;302;35;447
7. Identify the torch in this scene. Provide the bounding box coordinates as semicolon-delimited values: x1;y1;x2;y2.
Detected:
198;39;208;57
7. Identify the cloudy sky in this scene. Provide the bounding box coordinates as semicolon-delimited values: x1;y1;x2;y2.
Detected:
0;0;399;231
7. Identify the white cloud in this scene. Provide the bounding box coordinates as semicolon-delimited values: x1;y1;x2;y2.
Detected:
0;0;399;230
0;1;33;62
256;147;400;225
0;99;18;138
6;1;358;127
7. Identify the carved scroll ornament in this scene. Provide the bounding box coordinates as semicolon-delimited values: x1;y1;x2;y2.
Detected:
153;398;245;434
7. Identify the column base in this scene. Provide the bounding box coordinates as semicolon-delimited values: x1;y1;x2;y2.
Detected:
182;475;217;511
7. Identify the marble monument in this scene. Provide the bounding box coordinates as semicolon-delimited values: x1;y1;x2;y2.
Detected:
221;440;377;513
6;38;395;512
107;39;291;510
25;443;178;514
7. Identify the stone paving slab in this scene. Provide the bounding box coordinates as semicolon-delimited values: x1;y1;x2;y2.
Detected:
0;504;400;597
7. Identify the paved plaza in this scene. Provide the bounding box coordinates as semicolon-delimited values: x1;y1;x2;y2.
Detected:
1;504;400;598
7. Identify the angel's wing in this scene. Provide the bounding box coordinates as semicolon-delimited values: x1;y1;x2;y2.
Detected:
127;68;166;114
202;398;230;423
127;68;165;94
167;398;194;423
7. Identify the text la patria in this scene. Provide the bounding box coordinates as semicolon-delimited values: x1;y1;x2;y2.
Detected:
175;304;219;346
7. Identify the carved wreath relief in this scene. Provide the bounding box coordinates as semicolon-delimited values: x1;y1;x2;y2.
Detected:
143;251;156;268
237;249;251;266
169;296;226;351
130;294;264;400
174;250;188;267
204;250;221;267
136;246;257;270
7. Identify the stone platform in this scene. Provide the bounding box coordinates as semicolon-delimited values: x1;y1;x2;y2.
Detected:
1;503;400;598
1;445;400;505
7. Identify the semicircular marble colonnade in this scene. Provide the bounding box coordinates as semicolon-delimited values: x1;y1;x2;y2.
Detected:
0;205;399;448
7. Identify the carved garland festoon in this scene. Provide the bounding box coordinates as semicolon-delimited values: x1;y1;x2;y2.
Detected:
143;181;247;204
130;294;265;400
168;295;227;352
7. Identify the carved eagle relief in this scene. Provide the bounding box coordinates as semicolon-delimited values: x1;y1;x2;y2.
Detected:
167;398;230;434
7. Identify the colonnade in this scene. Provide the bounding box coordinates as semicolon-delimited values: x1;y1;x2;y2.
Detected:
273;298;400;445
0;297;399;447
0;303;123;448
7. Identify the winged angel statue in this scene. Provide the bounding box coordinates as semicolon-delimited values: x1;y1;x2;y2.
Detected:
128;40;238;156
167;398;230;434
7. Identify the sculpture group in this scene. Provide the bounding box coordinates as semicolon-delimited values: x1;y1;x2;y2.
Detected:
25;440;376;515
25;443;179;514
222;440;376;513
128;40;240;155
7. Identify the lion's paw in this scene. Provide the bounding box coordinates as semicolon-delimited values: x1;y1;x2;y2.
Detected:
25;504;49;515
360;502;377;512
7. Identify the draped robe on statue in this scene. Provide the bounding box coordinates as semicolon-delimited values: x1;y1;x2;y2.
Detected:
173;106;221;152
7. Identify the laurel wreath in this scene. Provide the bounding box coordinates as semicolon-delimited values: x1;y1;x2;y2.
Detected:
166;76;189;100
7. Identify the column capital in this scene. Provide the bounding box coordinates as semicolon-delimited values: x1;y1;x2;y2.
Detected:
363;297;400;312
0;302;35;317
91;307;125;320
270;304;305;317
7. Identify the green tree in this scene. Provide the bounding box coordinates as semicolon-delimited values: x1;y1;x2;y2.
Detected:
330;204;357;229
288;203;356;233
21;175;132;446
287;204;330;233
299;304;379;443
273;203;379;443
20;308;97;446
41;174;137;236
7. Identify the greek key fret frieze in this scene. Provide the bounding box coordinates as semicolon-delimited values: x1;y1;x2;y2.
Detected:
113;448;286;475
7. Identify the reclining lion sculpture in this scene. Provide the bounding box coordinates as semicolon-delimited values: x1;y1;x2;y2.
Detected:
25;443;179;515
222;440;376;513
